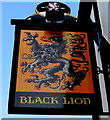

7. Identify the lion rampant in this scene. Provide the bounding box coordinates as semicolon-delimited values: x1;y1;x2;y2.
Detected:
21;32;89;90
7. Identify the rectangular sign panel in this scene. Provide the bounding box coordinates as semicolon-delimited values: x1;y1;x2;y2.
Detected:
16;30;94;93
8;30;102;115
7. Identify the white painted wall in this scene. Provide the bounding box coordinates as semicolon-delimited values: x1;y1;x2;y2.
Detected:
97;1;109;42
91;1;109;42
91;1;110;115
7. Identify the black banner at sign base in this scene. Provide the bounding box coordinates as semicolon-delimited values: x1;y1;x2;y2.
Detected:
14;92;99;115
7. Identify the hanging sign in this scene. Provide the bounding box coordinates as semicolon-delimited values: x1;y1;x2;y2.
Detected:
8;2;103;115
8;29;103;115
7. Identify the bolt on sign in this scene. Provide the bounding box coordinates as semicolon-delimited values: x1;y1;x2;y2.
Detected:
8;2;105;115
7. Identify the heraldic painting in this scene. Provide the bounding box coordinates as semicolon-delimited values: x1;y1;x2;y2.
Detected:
15;30;94;93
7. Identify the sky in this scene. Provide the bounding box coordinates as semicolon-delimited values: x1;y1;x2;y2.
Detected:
1;1;92;119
